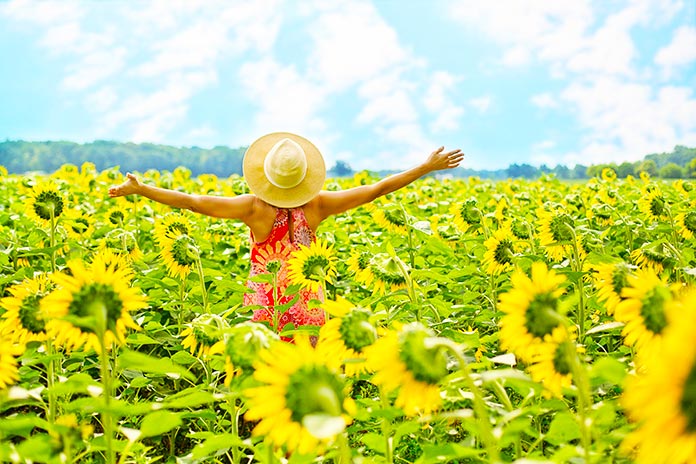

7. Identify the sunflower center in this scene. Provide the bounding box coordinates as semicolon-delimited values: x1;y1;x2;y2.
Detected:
34;191;64;221
370;256;407;286
398;329;449;385
167;222;189;237
338;309;376;352
19;294;46;334
684;212;696;233
192;327;218;348
302;255;330;281
170;235;198;266
511;219;530;239
460;201;481;224
681;361;696;432
610;265;630;296
109;210;125;225
639;286;669;335
494;239;514;265
549;214;574;242
383;207;407;227
356;252;370;270
266;259;282;274
649;196;665;217
286;365;345;422
71;217;90;234
68;283;123;334
525;293;561;339
552;341;573;376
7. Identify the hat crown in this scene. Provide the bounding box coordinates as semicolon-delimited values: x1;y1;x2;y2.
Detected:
263;138;308;189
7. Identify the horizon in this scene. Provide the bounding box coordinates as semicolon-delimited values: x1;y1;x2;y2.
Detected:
1;1;695;172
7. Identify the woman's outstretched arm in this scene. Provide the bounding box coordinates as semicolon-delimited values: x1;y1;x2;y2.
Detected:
314;146;464;220
108;173;256;220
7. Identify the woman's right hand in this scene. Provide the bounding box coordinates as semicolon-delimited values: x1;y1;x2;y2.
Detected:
108;172;141;198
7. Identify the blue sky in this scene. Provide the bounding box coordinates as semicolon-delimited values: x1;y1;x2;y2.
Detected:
1;0;695;171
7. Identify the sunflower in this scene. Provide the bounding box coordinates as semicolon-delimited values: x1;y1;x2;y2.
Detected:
180;313;227;358
0;337;20;389
601;167;617;182
537;208;577;262
25;180;65;226
105;204;129;227
346;249;374;288
620;293;696;463
592;262;634;315
41;252;147;353
526;327;580;398
99;232;143;263
364;323;447;416
223;321;279;384
590;203;613;227
62;208;94;240
318;298;377;376
675;211;696;240
614;268;677;359
630;241;676;274
160;233;199;280
153;212;193;245
482;226;518;275
498;262;568;362
673;179;694;197
368;253;408;295
287;239;337;293
0;273;54;345
372;203;410;235
637;188;667;222
449;198;482;234
244;336;355;454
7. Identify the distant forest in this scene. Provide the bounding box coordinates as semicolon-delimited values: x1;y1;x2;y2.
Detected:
1;139;695;180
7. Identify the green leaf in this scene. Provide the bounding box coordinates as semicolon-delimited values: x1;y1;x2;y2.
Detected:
117;349;194;380
362;432;386;454
544;412;581;446
415;443;482;463
139;410;182;438
591;357;627;385
162;389;217;409
190;433;243;459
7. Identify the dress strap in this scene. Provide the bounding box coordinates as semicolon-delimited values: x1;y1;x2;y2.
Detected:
287;209;294;243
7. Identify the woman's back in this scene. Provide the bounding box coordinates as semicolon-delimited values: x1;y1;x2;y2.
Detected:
245;207;324;337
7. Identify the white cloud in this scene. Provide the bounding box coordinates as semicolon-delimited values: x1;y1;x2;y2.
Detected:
422;71;465;132
469;96;491;113
238;58;329;137
655;26;696;77
531;93;558;108
306;1;414;92
86;87;118;112
559;77;696;165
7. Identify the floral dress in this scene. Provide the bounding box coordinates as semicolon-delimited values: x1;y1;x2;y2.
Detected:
244;208;325;336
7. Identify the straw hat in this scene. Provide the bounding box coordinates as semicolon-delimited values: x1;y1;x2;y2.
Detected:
243;132;326;208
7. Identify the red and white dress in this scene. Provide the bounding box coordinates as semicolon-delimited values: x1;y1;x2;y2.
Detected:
244;208;325;336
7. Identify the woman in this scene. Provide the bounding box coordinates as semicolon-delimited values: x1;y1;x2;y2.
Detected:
108;132;464;335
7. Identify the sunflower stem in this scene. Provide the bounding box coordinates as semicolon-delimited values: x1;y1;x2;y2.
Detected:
95;303;115;464
446;345;500;463
228;397;241;464
379;386;394;464
336;432;353;464
272;272;279;334
45;339;57;424
49;210;56;273
194;255;209;313
567;349;592;463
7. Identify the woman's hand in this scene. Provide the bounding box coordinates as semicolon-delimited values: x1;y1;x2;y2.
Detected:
424;147;465;172
108;173;142;198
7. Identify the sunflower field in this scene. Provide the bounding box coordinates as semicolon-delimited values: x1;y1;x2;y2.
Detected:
1;163;696;464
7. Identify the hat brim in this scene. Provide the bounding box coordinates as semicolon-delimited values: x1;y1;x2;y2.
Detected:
243;132;326;208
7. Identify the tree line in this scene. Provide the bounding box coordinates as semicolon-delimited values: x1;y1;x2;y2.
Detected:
1;139;695;180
